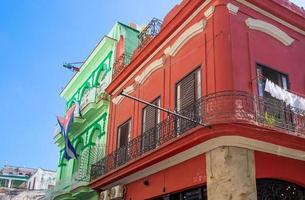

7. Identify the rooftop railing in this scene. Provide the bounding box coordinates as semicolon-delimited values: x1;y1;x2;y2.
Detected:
138;18;163;50
111;18;162;80
90;91;305;181
112;53;132;80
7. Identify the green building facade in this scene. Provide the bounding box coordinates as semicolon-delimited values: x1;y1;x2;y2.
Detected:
47;22;139;200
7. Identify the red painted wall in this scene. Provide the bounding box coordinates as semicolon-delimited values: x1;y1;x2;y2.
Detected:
230;0;305;95
115;35;125;60
100;0;305;192
125;155;206;200
255;151;305;188
107;0;305;154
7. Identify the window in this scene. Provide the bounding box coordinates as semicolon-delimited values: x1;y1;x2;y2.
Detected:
32;178;36;190
90;129;105;164
257;179;305;200
256;64;293;129
176;68;202;133
142;98;160;153
73;142;83;176
257;64;288;97
116;120;131;166
152;187;207;200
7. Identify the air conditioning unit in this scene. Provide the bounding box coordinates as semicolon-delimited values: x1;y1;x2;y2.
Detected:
99;190;110;200
110;185;124;199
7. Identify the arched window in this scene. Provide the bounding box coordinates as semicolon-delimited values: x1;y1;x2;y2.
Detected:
91;128;100;146
257;179;305;200
72;141;84;175
89;128;104;164
97;67;106;85
81;87;90;100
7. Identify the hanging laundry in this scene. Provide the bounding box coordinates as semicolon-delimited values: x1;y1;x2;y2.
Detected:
264;79;305;113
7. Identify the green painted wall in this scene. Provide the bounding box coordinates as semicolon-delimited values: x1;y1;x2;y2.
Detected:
51;22;139;200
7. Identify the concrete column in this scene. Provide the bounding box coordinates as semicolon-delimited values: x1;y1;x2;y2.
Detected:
206;146;257;200
8;179;12;188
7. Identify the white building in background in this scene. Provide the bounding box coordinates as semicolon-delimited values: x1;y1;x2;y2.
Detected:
11;190;46;200
27;168;56;190
0;166;56;200
10;169;56;200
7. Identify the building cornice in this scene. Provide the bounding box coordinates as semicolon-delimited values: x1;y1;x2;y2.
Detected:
60;36;116;100
236;0;305;36
90;133;305;190
245;18;295;46
106;0;305;96
90;118;305;188
107;0;213;96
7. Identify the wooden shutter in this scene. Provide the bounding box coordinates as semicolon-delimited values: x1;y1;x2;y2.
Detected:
117;120;130;166
118;121;130;148
142;98;160;152
176;68;201;133
142;98;160;133
178;73;196;111
176;69;201;113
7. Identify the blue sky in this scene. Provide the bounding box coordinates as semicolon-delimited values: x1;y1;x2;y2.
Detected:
0;0;304;171
0;0;180;170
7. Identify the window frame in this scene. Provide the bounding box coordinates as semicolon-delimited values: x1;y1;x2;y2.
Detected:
256;63;290;97
141;97;161;151
175;66;202;113
141;97;161;134
174;66;202;134
116;118;131;150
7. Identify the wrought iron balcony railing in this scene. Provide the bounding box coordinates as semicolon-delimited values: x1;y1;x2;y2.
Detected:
111;18;162;80
112;53;132;80
90;91;305;181
138;18;163;50
45;145;105;200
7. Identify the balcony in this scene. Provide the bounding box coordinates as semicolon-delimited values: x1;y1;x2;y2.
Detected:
111;18;162;80
44;179;71;200
138;18;163;50
112;53;132;80
54;88;109;137
90;91;305;181
45;145;105;200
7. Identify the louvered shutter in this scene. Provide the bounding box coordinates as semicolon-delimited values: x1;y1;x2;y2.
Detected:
117;121;130;166
143;99;159;132
178;72;196;112
176;69;201;133
118;121;130;148
142;98;160;152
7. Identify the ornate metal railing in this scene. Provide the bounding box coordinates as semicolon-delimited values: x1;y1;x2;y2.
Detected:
112;53;132;80
90;91;305;181
44;178;71;200
257;179;305;200
111;18;162;80
138;18;163;50
80;88;96;110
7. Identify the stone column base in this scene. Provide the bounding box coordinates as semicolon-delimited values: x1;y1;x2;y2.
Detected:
206;146;257;200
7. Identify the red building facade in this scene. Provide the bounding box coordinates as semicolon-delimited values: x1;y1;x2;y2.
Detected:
90;0;305;199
